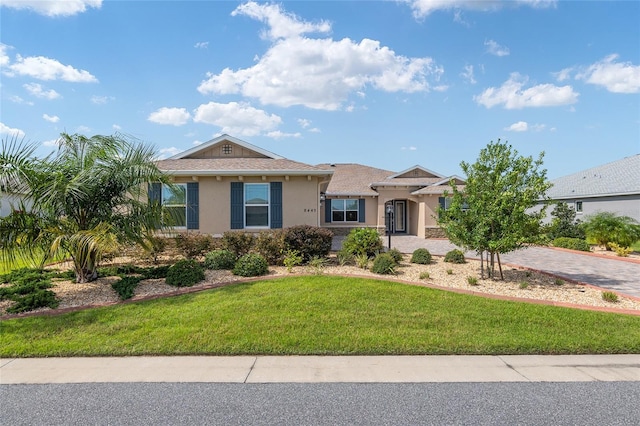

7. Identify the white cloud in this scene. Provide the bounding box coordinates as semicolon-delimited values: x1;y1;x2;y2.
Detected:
0;122;26;138
112;124;121;131
504;121;546;132
42;114;59;123
0;0;102;17
198;2;443;110
76;125;91;134
156;147;182;160
401;146;418;151
553;67;573;82
298;118;311;129
194;41;209;49
8;95;34;105
460;64;476;84
266;130;301;139
91;95;114;104
231;1;331;40
5;54;98;82
484;39;509;57
23;82;61;99
42;138;60;147
192;140;204;146
474;73;579;109
193;102;282;137
405;0;556;18
577;54;640;94
147;107;191;126
0;43;10;66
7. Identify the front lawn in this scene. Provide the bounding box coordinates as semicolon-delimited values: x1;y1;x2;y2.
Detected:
2;276;639;357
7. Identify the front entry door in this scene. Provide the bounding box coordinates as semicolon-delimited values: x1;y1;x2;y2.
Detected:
394;201;406;233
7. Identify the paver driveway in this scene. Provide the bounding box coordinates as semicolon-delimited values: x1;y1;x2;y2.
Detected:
334;236;640;298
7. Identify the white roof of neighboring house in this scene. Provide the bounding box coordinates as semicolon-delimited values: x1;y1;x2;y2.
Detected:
546;154;640;199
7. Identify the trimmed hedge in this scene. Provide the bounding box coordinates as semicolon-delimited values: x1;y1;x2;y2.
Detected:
284;225;333;263
204;249;236;270
552;237;591;252
444;249;466;264
371;253;397;275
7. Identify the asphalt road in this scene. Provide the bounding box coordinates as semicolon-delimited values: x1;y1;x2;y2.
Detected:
2;382;639;425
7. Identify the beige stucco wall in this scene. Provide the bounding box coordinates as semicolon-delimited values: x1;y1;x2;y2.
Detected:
173;175;322;235
320;196;378;229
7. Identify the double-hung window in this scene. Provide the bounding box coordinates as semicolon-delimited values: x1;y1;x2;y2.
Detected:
162;184;187;227
331;199;359;222
245;183;269;227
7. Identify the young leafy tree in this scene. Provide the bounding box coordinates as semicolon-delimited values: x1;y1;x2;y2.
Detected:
0;133;173;282
437;140;551;279
546;202;585;240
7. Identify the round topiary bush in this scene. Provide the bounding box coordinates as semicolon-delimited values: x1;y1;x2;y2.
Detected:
371;253;397;275
411;248;432;264
204;249;236;270
232;253;269;277
166;259;205;287
387;248;404;264
444;249;466;264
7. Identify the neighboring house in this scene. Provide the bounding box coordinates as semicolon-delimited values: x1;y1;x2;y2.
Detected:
318;163;465;238
154;135;333;235
542;154;640;222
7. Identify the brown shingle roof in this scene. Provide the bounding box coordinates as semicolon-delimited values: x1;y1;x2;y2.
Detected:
317;163;394;196
157;158;330;175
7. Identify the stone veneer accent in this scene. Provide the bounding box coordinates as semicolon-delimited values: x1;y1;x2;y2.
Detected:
424;227;447;238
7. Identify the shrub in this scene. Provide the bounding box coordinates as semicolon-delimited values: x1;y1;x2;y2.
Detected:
221;231;255;258
233;253;269;277
467;276;478;286
411;248;432;265
341;228;382;258
546;202;585;240
284;225;333;262
608;242;632;257
255;230;286;265
204;249;236;270
554;278;564;286
166;259;205;287
582;212;640;249
283;250;303;273
355;253;370;269
140;234;169;263
446;269;453;275
371;253;397;275
444;249;466;264
552;237;591;252
519;281;529;289
309;256;328;275
387;248;403;264
174;233;215;259
112;276;142;300
6;290;59;314
141;265;171;280
419;271;430;280
336;249;354;266
602;291;619;303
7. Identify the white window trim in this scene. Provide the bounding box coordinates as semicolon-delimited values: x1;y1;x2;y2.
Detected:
575;200;583;214
244;183;270;229
162;183;187;229
331;198;359;222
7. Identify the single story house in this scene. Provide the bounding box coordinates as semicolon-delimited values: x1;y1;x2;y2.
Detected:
542;154;640;222
154;135;333;234
155;135;464;237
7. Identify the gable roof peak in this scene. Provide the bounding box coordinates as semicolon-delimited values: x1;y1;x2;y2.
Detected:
169;134;284;160
388;165;444;179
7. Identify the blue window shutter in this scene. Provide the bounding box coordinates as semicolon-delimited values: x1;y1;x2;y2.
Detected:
230;182;244;229
186;182;199;230
358;199;365;223
325;199;332;223
270;182;282;229
438;197;446;209
148;183;161;205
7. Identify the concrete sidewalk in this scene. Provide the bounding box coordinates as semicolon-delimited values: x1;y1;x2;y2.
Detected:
2;355;639;384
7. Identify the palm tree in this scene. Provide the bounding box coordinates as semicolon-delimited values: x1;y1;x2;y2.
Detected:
0;133;173;282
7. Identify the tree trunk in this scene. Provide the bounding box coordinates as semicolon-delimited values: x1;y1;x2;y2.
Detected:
496;252;504;280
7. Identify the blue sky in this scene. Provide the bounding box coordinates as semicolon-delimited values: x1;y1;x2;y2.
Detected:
1;0;638;179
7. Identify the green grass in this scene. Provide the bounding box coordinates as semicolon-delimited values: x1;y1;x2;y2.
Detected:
2;276;639;357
